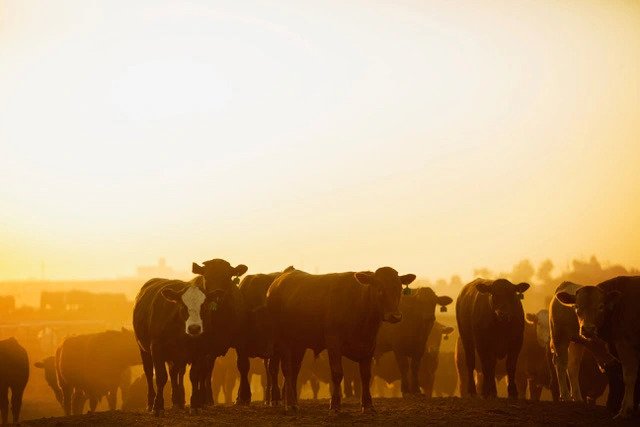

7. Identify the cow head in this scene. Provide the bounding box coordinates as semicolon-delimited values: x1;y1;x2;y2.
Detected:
555;286;621;339
355;267;415;323
161;284;226;337
34;357;63;405
525;309;550;348
413;287;453;322
192;259;248;293
476;279;530;322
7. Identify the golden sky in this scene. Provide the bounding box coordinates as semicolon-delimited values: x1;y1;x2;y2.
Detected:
1;0;639;281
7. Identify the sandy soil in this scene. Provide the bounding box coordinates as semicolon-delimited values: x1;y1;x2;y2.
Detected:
22;397;638;426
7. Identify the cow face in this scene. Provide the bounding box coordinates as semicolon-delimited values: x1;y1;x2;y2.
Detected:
192;259;248;292
414;287;453;323
162;285;225;337
525;309;550;348
555;286;621;339
34;357;63;405
476;279;530;322
355;267;416;323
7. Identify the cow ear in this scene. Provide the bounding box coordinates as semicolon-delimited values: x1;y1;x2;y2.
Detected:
476;283;492;293
525;313;537;324
34;362;44;368
354;271;376;285
161;288;182;303
192;263;206;275
233;264;248;277
400;274;416;285
436;296;453;307
515;282;530;293
283;266;295;273
604;290;622;309
555;292;576;306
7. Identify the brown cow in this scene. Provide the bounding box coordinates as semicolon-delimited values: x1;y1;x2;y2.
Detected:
0;338;29;426
556;276;640;419
456;278;530;398
375;288;452;396
267;267;415;412
56;329;139;415
34;356;63;406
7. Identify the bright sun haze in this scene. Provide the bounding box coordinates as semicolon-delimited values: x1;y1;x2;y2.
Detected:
1;0;639;280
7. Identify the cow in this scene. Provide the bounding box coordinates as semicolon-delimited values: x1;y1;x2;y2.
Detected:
189;259;250;407
456;278;530;398
555;276;640;419
420;322;455;398
36;356;132;412
122;375;171;411
133;274;225;415
267;267;415;412
375;287;453;397
0;338;29;426
549;281;619;403
34;356;63;406
56;329;140;415
233;267;293;405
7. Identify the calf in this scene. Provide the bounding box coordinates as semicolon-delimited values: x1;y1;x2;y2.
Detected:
375;287;452;396
556;276;640;419
420;322;455;398
267;267;415;412
0;338;29;426
456;278;530;398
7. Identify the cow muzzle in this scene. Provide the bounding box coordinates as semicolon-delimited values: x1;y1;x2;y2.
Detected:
384;312;402;323
187;324;202;336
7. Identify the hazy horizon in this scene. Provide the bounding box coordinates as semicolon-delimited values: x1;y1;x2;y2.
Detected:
2;0;639;282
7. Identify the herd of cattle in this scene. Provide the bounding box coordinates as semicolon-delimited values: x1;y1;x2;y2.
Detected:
0;258;639;425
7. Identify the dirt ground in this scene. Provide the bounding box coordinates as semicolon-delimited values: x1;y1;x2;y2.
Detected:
22;397;638;426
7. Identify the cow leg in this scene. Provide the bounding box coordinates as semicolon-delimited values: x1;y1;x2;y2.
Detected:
107;387;117;410
552;340;571;401
530;381;543;402
460;338;477;396
546;347;560;402
267;354;281;406
260;360;268;402
202;357;214;406
190;357;208;413
286;346;305;411
613;341;639;419
0;386;8;426
310;375;320;399
10;385;24;424
394;352;411;397
224;366;236;404
71;390;86;415
478;351;497;398
88;395;99;413
169;362;185;409
327;344;344;412
236;352;252;405
505;349;520;399
567;342;584;402
343;376;353;398
410;356;422;395
151;351;168;416
359;357;375;413
140;349;156;412
60;383;73;416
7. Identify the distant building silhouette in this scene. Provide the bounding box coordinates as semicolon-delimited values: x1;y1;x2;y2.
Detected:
136;258;176;279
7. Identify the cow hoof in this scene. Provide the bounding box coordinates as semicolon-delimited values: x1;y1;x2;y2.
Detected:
285;405;299;413
154;409;164;417
190;408;200;416
235;400;250;406
361;406;376;414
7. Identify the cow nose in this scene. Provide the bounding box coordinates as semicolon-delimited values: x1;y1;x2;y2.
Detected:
385;312;402;323
187;324;202;336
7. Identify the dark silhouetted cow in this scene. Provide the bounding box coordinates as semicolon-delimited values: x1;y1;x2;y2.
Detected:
267;267;414;412
556;276;640;419
456;278;530;398
0;338;29;426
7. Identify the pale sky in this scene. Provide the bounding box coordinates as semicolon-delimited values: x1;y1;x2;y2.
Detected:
1;0;639;281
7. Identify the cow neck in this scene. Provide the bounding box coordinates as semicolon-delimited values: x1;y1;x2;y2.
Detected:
351;283;383;342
